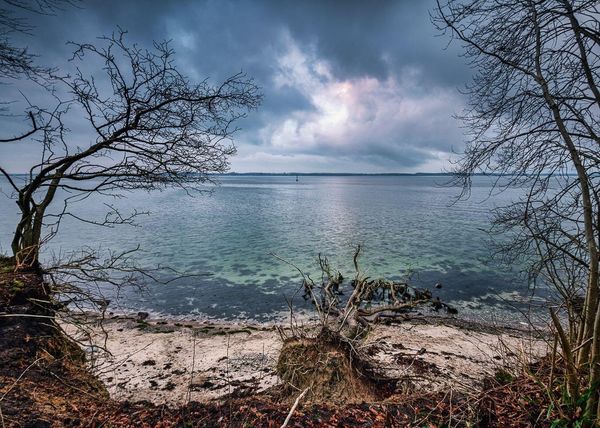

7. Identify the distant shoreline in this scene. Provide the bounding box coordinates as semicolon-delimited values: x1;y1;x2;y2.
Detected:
220;172;459;176
210;172;572;177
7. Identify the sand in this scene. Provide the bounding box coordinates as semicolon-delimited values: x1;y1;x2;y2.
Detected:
62;315;549;406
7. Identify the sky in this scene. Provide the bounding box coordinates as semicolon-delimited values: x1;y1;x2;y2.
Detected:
0;0;471;174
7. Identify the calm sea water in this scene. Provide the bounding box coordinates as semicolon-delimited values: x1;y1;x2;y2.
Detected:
0;175;544;322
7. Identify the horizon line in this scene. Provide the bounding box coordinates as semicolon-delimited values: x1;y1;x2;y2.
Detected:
220;171;452;176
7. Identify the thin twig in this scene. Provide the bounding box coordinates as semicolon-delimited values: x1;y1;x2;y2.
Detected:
0;357;44;403
280;387;309;428
187;331;197;405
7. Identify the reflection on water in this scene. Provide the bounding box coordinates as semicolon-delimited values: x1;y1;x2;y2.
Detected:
0;175;545;322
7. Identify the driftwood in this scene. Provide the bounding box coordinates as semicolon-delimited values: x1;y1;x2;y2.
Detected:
273;247;457;404
281;245;456;336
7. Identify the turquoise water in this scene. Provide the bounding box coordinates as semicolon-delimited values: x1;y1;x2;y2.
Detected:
0;175;542;322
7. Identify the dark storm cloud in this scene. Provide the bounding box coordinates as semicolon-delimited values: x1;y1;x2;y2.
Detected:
0;0;470;173
265;0;468;85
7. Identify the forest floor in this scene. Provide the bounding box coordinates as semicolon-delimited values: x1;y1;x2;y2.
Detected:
0;258;563;427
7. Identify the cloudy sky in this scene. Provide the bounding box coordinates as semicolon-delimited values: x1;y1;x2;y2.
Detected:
1;0;470;173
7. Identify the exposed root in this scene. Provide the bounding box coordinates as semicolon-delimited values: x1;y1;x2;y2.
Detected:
276;328;393;404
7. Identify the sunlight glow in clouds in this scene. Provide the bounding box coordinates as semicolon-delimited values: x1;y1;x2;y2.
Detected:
232;36;463;173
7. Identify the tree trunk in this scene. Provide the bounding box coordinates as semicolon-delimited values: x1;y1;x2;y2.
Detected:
12;175;61;271
12;226;39;270
12;205;45;271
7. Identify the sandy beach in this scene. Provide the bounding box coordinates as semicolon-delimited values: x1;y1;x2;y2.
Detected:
62;315;549;406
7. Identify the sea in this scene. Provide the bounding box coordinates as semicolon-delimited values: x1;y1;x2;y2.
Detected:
0;175;548;323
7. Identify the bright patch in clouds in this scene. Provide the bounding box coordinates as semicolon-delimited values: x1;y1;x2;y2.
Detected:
232;36;463;173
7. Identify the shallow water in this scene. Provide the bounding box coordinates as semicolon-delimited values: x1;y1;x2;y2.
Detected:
0;175;544;322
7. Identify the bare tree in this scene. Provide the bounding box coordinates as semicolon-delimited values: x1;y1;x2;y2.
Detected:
434;0;600;424
0;28;260;365
0;30;261;270
0;2;259;368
